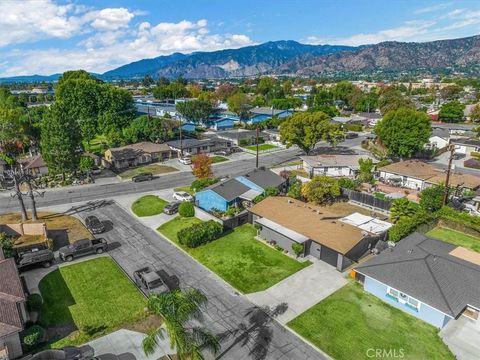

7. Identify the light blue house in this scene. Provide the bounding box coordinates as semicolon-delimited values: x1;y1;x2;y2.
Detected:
204;116;235;130
246;108;293;125
354;232;480;328
195;168;287;212
181;122;196;132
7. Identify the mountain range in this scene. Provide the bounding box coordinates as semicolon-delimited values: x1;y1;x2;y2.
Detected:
1;35;480;83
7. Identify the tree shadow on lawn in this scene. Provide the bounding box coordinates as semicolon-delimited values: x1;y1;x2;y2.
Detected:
216;303;288;360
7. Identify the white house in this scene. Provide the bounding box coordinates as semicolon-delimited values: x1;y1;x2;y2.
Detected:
425;128;449;150
301;154;374;178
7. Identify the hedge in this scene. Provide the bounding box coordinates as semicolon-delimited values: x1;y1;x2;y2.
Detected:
178;202;195;217
436;206;480;232
178;220;223;248
27;294;43;312
345;123;363;132
190;177;218;191
388;211;431;242
23;325;45;347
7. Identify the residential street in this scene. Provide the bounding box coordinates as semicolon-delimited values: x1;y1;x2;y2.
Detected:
0;135;366;213
68;201;328;360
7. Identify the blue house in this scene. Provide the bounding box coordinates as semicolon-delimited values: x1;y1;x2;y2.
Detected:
195;168;287;212
204;116;235;130
354;232;480;328
246;107;293;125
181;122;196;132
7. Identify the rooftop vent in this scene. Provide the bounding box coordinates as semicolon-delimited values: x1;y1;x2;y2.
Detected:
407;249;414;254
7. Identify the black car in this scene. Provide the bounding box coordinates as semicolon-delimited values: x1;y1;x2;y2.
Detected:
345;132;359;139
132;172;153;182
85;215;105;234
16;249;55;270
163;201;181;215
59;238;108;262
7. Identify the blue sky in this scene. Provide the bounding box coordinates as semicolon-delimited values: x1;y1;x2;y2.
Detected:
1;0;480;77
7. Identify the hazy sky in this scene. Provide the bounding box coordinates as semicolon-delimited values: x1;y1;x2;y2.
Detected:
1;0;480;76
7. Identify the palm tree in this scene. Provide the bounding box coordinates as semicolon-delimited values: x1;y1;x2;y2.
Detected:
142;288;220;360
389;198;419;222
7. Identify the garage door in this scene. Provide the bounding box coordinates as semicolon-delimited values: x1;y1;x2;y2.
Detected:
320;246;338;267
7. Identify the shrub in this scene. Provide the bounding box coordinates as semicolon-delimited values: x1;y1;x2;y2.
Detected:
239;138;251;146
190;177;218;191
345;123;363;132
0;233;13;258
388;212;431;242
338;177;358;190
225;207;239;218
177;220;223;248
287;180;302;199
178;202;195;217
23;325;44;347
376;159;392;169
27;294;43;312
291;243;304;257
436;206;480;232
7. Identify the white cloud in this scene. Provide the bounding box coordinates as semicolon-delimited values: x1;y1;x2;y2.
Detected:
414;3;452;15
0;17;254;76
90;8;134;30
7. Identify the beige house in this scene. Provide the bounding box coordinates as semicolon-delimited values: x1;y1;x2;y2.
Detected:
103;142;172;170
0;249;28;359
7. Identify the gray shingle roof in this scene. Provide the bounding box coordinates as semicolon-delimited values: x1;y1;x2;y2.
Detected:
241;168;286;189
208;179;250;202
355;233;480;317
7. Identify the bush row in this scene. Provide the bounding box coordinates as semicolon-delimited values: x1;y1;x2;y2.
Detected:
178;220;223;248
190;177;218;191
388;211;431;242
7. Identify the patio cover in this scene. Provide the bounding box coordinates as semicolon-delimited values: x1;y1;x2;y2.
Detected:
340;212;392;235
239;189;263;201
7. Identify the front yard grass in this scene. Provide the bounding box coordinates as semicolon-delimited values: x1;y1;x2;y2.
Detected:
245;144;277;152
39;257;147;347
287;282;454;360
192;155;228;163
131;195;168;217
118;163;178;179
427;226;480;253
173;186;194;195
157;220;310;293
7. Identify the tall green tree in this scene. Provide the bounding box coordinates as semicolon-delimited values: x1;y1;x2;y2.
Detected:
176;100;213;124
301;176;341;205
378;87;415;114
280;111;334;154
389;198;421;223
420;184;449;212
123;116;175;143
438;100;465;123
358;158;375;182
142;288;219;359
375;108;431;158
41;103;82;175
227;92;252;121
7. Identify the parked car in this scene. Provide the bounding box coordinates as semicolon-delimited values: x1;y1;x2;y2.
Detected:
214;149;231;156
16;249;54;270
133;267;171;296
178;157;192;165
132;172;153;182
59;238;108;262
28;345;94;360
453;153;466;160
164;201;181;215
91;166;102;175
173;191;194;202
85;215;105;234
345;132;359;139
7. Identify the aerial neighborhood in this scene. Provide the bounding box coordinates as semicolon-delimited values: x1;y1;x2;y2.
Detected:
2;2;480;360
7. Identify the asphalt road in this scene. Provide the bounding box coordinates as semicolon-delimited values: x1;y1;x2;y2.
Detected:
0;136;366;213
73;201;328;360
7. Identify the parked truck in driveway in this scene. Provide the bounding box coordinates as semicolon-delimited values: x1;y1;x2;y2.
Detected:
59;238;108;262
133;267;173;296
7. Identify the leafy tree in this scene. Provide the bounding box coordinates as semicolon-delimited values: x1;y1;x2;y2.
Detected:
378;87;415;114
142;288;220;359
41;103;82;174
186;83;202;98
176;100;213;124
338;177;358;190
197;91;217;106
470;104;480;122
326;125;346;148
438;100;465;123
271;97;302;110
358;158;374;182
355;91;379;112
123;116;175;143
389;198;420;223
141;75;155;88
420;184;449;212
440;84;462;100
215;83;237;101
330;81;362;109
287;180;302;199
227;92;252;120
280;111;333;154
301;176;341;205
22;105;48;146
192;154;212;179
375;108;431;158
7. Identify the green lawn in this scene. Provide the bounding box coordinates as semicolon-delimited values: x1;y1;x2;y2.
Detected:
83;135;108;155
427;226;480;253
131;195;168;217
245;144;278;152
288;282;454;360
118;163;178;179
39;257;147;347
209;155;228;163
157;220;310;293
173;186;195;195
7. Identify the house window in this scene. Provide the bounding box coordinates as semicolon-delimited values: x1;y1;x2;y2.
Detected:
386;287;420;311
387;287;399;300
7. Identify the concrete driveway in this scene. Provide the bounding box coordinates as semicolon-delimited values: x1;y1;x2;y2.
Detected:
67;201;327;360
246;258;347;324
440;316;480;360
87;329;175;360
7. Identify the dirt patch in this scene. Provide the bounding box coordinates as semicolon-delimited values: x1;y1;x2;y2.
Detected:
125;314;162;333
324;201;385;218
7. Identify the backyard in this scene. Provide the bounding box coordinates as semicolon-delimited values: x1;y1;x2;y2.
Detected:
245;144;278;152
157;220;310;293
287;282;454;360
118;163;178;179
38;257;148;348
427;226;480;253
131;195;168;217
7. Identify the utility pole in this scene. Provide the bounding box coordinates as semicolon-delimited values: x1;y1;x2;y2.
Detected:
443;143;455;206
179;123;183;158
256;127;259;168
